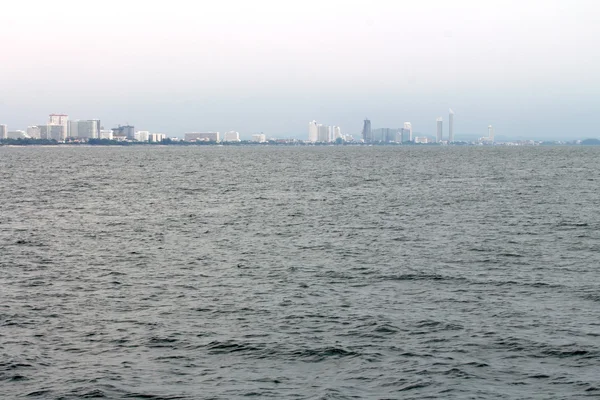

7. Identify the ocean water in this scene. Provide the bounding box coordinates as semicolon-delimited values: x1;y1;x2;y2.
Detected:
1;145;599;399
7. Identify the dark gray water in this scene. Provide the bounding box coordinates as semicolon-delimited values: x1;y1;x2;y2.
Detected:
1;146;599;399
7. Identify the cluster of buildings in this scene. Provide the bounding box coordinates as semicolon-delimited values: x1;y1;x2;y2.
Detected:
355;109;456;144
1;110;503;145
183;131;271;143
347;109;495;145
0;114;167;142
307;121;352;143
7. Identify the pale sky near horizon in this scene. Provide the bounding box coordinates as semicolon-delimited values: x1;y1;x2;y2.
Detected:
1;0;598;139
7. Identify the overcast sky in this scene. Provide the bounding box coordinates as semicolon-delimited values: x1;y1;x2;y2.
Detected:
1;0;598;139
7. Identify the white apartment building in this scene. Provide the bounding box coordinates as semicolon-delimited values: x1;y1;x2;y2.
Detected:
69;120;100;139
27;126;41;139
135;131;150;142
223;131;240;142
308;121;318;142
149;133;166;142
317;125;330;142
49;114;68;141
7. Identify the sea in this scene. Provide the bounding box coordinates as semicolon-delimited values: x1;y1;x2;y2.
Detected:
1;145;599;399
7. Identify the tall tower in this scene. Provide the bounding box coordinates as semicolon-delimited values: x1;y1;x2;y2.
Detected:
436;117;443;143
403;122;412;142
308;121;318;142
448;109;454;142
488;125;494;142
362;118;372;142
0;124;7;139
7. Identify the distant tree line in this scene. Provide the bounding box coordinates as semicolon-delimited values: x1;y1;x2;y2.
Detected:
0;138;59;145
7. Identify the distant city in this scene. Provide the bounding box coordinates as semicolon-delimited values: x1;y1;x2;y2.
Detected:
0;111;595;146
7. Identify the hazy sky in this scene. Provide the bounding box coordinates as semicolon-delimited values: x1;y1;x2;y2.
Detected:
1;0;598;139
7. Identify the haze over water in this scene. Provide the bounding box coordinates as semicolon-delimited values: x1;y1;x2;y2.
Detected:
1;146;599;398
2;1;599;138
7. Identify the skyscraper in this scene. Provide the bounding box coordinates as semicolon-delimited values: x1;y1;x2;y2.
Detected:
308;121;318;142
403;122;413;142
362;118;372;142
448;109;454;142
488;125;494;142
0;124;7;139
436;117;443;143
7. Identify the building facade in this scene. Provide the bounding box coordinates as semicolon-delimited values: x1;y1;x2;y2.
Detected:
403;122;413;142
223;131;240;142
308;121;318;142
148;133;166;142
436;117;443;143
332;126;342;141
112;125;135;140
362;119;372;142
49;114;68;141
27;126;41;139
317;125;330;142
0;124;7;139
69;119;101;139
135;131;150;142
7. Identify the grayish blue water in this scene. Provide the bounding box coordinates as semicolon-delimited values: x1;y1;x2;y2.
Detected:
1;146;599;399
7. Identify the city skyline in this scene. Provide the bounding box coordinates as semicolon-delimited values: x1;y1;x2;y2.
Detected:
0;109;590;143
1;1;598;139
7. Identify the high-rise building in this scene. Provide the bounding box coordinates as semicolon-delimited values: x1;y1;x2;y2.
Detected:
27;126;41;139
223;131;240;142
332;126;342;141
436;117;443;143
0;124;7;139
112;125;135;140
148;133;166;142
403;122;413;142
251;133;266;143
362;119;372;142
69;119;100;139
317;124;330;142
136;131;150;142
448;109;454;142
488;125;494;141
308;121;318;142
49;114;68;141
